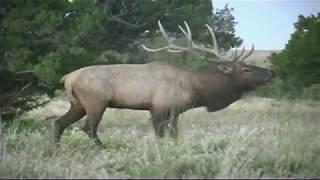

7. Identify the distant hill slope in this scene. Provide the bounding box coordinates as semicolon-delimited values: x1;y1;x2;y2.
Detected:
238;50;282;68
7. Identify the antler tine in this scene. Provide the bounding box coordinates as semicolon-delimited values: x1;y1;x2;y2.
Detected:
232;48;238;61
232;45;246;62
167;49;185;53
238;46;246;58
141;20;188;53
177;23;232;62
239;44;254;61
158;20;171;44
194;24;230;61
179;21;222;63
140;22;172;52
140;44;170;52
158;20;186;53
205;24;219;54
178;21;192;48
177;21;227;63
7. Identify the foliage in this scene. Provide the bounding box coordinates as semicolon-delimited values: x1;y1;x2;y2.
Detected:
0;0;241;120
270;13;320;95
301;83;320;100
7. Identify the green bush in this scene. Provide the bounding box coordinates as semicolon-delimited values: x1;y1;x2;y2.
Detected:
270;13;320;97
301;84;320;100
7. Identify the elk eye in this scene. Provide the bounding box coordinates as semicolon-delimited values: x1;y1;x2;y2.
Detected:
242;68;252;72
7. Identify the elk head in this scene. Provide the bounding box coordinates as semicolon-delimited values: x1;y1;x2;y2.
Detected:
141;20;275;91
216;46;276;91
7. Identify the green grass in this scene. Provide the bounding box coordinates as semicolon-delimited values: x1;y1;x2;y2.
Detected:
1;96;320;178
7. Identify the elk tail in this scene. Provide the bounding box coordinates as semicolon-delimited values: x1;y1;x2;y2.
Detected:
60;73;78;104
60;74;68;84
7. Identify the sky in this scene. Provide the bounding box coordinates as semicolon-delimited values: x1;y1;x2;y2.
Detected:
212;0;320;50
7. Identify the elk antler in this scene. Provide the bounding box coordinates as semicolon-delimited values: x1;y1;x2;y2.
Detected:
141;20;255;63
140;21;190;53
239;44;254;62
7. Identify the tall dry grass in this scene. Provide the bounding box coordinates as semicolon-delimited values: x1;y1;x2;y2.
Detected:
1;96;319;178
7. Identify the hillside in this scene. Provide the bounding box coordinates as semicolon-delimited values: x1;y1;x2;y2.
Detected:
236;50;281;67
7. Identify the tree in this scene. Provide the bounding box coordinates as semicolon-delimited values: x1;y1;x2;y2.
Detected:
270;13;320;93
0;0;241;120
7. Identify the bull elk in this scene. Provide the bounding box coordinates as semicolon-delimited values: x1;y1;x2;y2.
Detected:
53;20;275;147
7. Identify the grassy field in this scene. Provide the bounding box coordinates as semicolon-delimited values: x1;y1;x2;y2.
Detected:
1;96;319;178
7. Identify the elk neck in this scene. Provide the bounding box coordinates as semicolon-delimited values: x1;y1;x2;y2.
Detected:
191;70;244;110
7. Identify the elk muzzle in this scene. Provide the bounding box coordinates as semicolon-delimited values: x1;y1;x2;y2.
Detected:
265;70;276;84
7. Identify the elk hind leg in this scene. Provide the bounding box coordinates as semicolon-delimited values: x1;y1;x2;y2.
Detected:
53;103;85;146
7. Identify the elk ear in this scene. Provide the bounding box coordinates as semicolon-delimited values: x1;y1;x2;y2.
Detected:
217;64;233;74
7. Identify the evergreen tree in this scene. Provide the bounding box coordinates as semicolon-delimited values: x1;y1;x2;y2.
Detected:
0;0;241;120
270;13;320;93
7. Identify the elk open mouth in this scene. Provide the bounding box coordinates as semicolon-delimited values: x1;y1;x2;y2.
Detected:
265;71;276;84
265;77;274;84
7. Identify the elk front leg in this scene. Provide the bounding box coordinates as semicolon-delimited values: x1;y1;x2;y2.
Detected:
151;109;168;138
151;118;166;138
82;114;104;146
151;109;179;139
81;103;107;147
169;117;178;139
